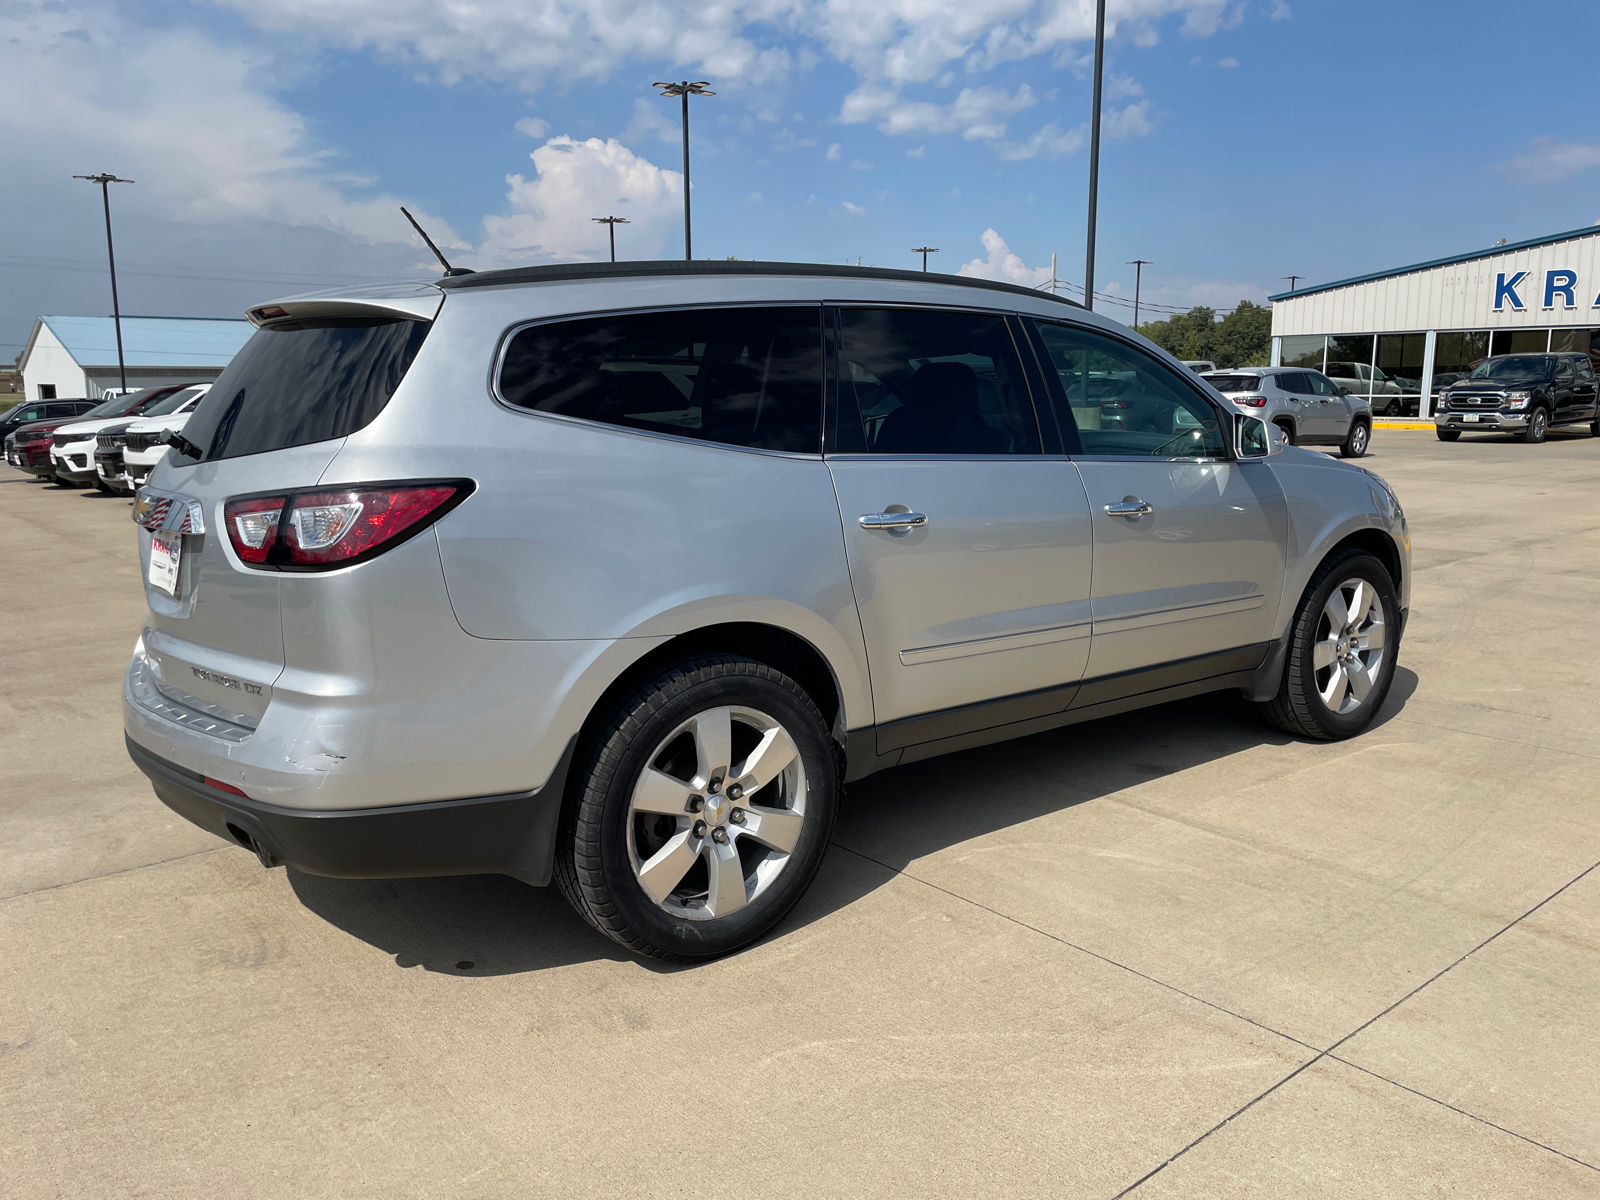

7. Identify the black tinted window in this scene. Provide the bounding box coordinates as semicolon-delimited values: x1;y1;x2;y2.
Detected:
499;307;822;453
838;308;1039;455
183;318;430;461
1031;320;1228;458
1204;374;1264;392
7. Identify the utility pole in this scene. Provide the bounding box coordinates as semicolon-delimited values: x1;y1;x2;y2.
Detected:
73;173;134;393
1083;0;1107;312
913;246;939;272
592;216;630;263
653;81;715;261
1127;259;1151;326
1282;275;1302;292
1049;251;1058;296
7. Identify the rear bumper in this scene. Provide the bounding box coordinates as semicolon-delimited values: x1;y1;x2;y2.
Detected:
126;734;574;886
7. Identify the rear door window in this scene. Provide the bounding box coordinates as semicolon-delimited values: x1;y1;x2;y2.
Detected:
497;306;822;453
836;308;1040;455
182;317;431;461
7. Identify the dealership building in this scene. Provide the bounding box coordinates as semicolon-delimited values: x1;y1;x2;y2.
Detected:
18;315;253;402
1269;224;1600;418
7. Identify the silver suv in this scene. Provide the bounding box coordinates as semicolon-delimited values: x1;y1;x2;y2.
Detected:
123;263;1410;961
1202;367;1373;457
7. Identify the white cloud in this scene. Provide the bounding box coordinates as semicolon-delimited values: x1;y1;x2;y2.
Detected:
1218;56;1238;68
840;83;1037;141
825;142;842;160
906;145;926;158
0;0;459;249
622;96;681;146
1497;139;1600;182
1270;1;1292;19
957;229;1051;288
850;159;872;170
1104;100;1152;138
839;201;866;216
514;116;551;138
1107;73;1144;98
992;121;1083;161
473;137;682;267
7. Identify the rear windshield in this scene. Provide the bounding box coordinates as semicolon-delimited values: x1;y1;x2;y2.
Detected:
182;317;431;461
1203;374;1264;392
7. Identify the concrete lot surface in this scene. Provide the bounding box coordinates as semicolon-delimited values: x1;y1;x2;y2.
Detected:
3;432;1598;1197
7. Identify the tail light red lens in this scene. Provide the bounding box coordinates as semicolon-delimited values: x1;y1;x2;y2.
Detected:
223;480;472;570
284;486;459;565
225;496;284;563
1235;395;1268;407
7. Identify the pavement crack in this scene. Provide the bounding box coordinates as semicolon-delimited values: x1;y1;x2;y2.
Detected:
829;841;1321;1053
1326;1055;1599;1173
0;847;227;904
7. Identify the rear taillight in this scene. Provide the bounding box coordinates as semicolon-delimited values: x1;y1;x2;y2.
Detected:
225;496;284;563
1234;395;1268;407
223;480;472;571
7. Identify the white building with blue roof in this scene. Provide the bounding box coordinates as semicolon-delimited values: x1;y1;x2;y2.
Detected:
1269;224;1600;419
18;315;254;402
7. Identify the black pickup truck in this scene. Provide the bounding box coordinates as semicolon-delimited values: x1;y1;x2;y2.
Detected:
1435;352;1600;443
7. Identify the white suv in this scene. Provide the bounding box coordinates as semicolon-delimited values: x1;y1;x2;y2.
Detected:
123;263;1410;961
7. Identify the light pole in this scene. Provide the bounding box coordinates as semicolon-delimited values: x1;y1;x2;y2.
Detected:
913;246;940;272
593;216;630;263
73;173;134;393
1282;274;1302;292
1083;0;1107;312
652;81;715;260
1127;259;1151;327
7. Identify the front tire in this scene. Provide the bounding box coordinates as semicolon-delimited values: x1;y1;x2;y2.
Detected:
555;655;839;961
1436;428;1460;442
1258;549;1399;741
1339;419;1370;458
1518;407;1549;443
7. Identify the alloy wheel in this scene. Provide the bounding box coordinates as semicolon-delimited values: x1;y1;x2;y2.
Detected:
1314;577;1388;714
626;705;807;920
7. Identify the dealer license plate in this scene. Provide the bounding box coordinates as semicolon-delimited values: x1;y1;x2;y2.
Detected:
148;534;181;597
1462;414;1480;422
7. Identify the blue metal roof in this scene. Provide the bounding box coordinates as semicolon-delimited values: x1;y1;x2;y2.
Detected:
40;315;253;368
1267;224;1600;303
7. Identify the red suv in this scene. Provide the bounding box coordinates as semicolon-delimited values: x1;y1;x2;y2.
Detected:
4;389;184;480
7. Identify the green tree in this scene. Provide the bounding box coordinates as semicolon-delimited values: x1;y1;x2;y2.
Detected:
1136;299;1272;369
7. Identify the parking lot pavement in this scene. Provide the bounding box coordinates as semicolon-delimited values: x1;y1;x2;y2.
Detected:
2;431;1597;1198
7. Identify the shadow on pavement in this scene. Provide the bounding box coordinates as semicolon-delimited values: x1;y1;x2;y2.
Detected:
290;666;1419;975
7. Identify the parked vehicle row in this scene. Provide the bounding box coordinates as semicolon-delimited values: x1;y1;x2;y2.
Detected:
3;384;209;493
115;262;1410;963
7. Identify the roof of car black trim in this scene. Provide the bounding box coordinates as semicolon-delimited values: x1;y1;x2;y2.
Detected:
435;258;1084;307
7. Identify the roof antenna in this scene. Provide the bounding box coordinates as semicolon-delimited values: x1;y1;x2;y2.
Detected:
401;207;474;277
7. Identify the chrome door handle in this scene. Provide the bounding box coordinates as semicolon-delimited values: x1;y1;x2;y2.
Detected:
1103;500;1153;517
859;511;927;530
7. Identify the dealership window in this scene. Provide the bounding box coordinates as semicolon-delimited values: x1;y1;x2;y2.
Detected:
1489;329;1550;357
1549;328;1598;366
1279;335;1326;370
1430;331;1488;401
1373;333;1427;415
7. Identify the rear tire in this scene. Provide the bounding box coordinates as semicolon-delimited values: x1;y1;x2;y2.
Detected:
1339;419;1370;458
1274;420;1296;447
1435;428;1460;442
1517;407;1549;443
95;479;113;493
555;655;839;962
1258;549;1399;741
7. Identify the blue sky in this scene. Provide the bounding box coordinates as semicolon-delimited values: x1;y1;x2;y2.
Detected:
3;0;1598;361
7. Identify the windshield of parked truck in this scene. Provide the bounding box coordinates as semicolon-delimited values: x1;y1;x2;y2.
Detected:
1470;356;1553;380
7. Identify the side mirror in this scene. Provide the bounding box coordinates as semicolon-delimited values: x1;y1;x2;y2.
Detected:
1235;414;1282;459
1337;385;1352;396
